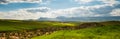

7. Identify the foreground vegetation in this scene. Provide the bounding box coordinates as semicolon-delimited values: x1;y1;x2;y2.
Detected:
0;20;77;39
0;20;120;39
32;25;120;39
0;20;76;31
32;21;120;39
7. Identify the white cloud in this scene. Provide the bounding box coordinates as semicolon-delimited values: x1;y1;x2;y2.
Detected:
54;6;105;17
99;0;119;6
74;0;119;6
0;10;40;20
40;6;103;18
74;0;93;3
110;9;120;16
50;7;94;17
8;0;42;3
0;6;104;20
0;0;50;4
26;7;51;13
0;0;119;20
0;7;52;20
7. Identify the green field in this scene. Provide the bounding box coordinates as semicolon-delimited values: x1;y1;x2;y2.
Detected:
0;20;76;31
32;25;120;39
0;20;120;39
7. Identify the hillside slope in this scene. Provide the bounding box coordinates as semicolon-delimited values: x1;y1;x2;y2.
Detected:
32;21;120;39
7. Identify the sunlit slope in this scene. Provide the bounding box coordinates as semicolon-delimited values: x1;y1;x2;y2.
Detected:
0;20;76;31
32;22;120;39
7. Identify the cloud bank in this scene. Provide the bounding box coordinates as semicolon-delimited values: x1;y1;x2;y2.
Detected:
1;6;120;20
0;0;120;20
75;0;119;6
110;9;120;16
0;7;51;20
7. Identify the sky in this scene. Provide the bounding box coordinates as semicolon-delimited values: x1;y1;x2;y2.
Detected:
0;0;120;20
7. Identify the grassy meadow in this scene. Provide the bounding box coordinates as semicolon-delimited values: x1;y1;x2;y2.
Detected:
0;20;76;31
32;24;120;39
0;20;120;39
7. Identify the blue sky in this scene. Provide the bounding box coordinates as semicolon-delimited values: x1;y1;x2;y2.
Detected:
0;0;120;20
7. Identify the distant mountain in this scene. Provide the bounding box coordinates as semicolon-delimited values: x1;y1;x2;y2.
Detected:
39;17;59;21
39;16;120;22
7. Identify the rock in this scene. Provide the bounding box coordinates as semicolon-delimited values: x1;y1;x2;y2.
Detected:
0;37;6;39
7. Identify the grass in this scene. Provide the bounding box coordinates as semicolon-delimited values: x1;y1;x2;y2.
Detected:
0;20;120;39
0;20;76;31
32;25;120;39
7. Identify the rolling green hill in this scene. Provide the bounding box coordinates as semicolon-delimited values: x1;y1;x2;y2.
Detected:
32;23;120;39
0;20;76;31
0;20;120;39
